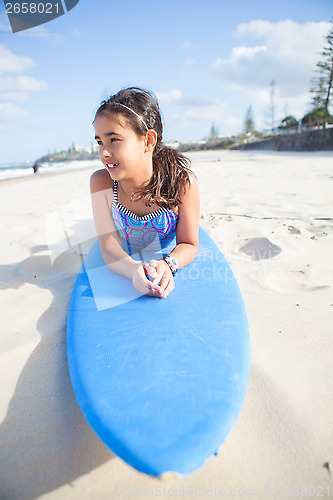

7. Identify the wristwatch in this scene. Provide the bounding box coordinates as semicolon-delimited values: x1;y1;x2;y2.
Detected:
163;255;179;275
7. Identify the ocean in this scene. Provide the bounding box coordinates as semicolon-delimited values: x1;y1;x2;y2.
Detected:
0;159;101;181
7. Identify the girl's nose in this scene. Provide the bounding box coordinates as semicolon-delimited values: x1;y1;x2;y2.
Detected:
100;145;111;158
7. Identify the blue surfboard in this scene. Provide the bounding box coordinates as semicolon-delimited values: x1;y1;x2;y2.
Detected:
67;226;250;477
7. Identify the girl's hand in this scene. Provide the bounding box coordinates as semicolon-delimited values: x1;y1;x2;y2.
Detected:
146;259;175;299
131;262;164;298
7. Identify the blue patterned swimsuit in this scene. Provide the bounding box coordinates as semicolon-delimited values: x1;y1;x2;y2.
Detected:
111;180;178;256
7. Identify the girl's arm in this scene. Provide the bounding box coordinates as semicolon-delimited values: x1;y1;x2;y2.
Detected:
170;173;200;268
90;169;137;278
90;169;162;296
149;174;200;297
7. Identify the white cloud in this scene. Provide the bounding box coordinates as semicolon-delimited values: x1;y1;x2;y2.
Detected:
184;58;196;67
16;27;64;44
156;89;183;104
184;99;228;119
0;102;28;127
0;18;62;43
212;20;330;116
0;74;47;102
0;44;35;74
0;101;27;115
158;90;229;118
0;44;47;125
159;90;240;138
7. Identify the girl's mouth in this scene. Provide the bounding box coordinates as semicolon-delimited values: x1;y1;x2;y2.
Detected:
105;163;119;172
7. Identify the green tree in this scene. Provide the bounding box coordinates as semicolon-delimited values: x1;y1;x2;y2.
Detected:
310;76;327;109
208;122;219;142
302;108;333;129
278;115;298;132
310;18;333;114
244;105;255;133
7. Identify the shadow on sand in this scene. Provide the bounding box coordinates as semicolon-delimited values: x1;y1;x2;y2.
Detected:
0;237;114;500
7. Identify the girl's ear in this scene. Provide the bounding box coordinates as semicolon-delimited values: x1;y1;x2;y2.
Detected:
145;130;157;151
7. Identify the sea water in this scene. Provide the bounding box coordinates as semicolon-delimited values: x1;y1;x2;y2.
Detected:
0;159;101;181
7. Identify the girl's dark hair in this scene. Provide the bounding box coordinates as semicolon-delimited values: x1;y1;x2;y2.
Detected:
94;87;194;209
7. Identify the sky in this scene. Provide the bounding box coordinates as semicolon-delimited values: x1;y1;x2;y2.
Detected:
0;0;332;164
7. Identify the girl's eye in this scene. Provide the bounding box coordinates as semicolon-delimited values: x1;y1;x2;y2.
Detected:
95;138;119;145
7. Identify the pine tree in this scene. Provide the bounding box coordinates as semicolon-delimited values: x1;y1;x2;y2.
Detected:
310;75;327;109
244;105;255;133
310;18;333;112
209;122;219;142
264;80;277;134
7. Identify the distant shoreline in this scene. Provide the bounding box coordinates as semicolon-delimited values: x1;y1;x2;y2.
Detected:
0;160;100;185
3;150;333;187
0;159;101;184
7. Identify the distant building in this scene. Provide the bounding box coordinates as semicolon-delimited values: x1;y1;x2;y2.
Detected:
165;141;181;149
75;144;98;153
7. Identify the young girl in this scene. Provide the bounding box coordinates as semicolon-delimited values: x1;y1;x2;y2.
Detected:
90;87;200;299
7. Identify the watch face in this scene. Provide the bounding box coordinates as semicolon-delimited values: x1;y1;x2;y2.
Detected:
165;255;178;274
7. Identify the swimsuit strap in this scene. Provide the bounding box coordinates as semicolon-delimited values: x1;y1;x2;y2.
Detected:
112;179;119;207
112;179;169;221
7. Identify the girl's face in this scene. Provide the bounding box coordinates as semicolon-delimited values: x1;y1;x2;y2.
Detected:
94;112;149;181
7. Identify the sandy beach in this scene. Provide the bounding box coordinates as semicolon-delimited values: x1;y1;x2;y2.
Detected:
1;150;332;500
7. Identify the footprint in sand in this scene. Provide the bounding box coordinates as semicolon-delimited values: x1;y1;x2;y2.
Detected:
260;266;333;293
239;237;282;261
285;225;301;235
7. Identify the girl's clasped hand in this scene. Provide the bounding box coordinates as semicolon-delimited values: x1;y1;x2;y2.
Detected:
90;87;200;299
132;259;174;299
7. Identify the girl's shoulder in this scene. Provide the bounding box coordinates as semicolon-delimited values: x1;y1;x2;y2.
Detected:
187;171;197;185
178;171;199;208
90;168;114;194
183;171;198;196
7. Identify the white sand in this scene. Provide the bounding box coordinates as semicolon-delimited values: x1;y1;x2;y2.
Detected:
0;150;332;499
